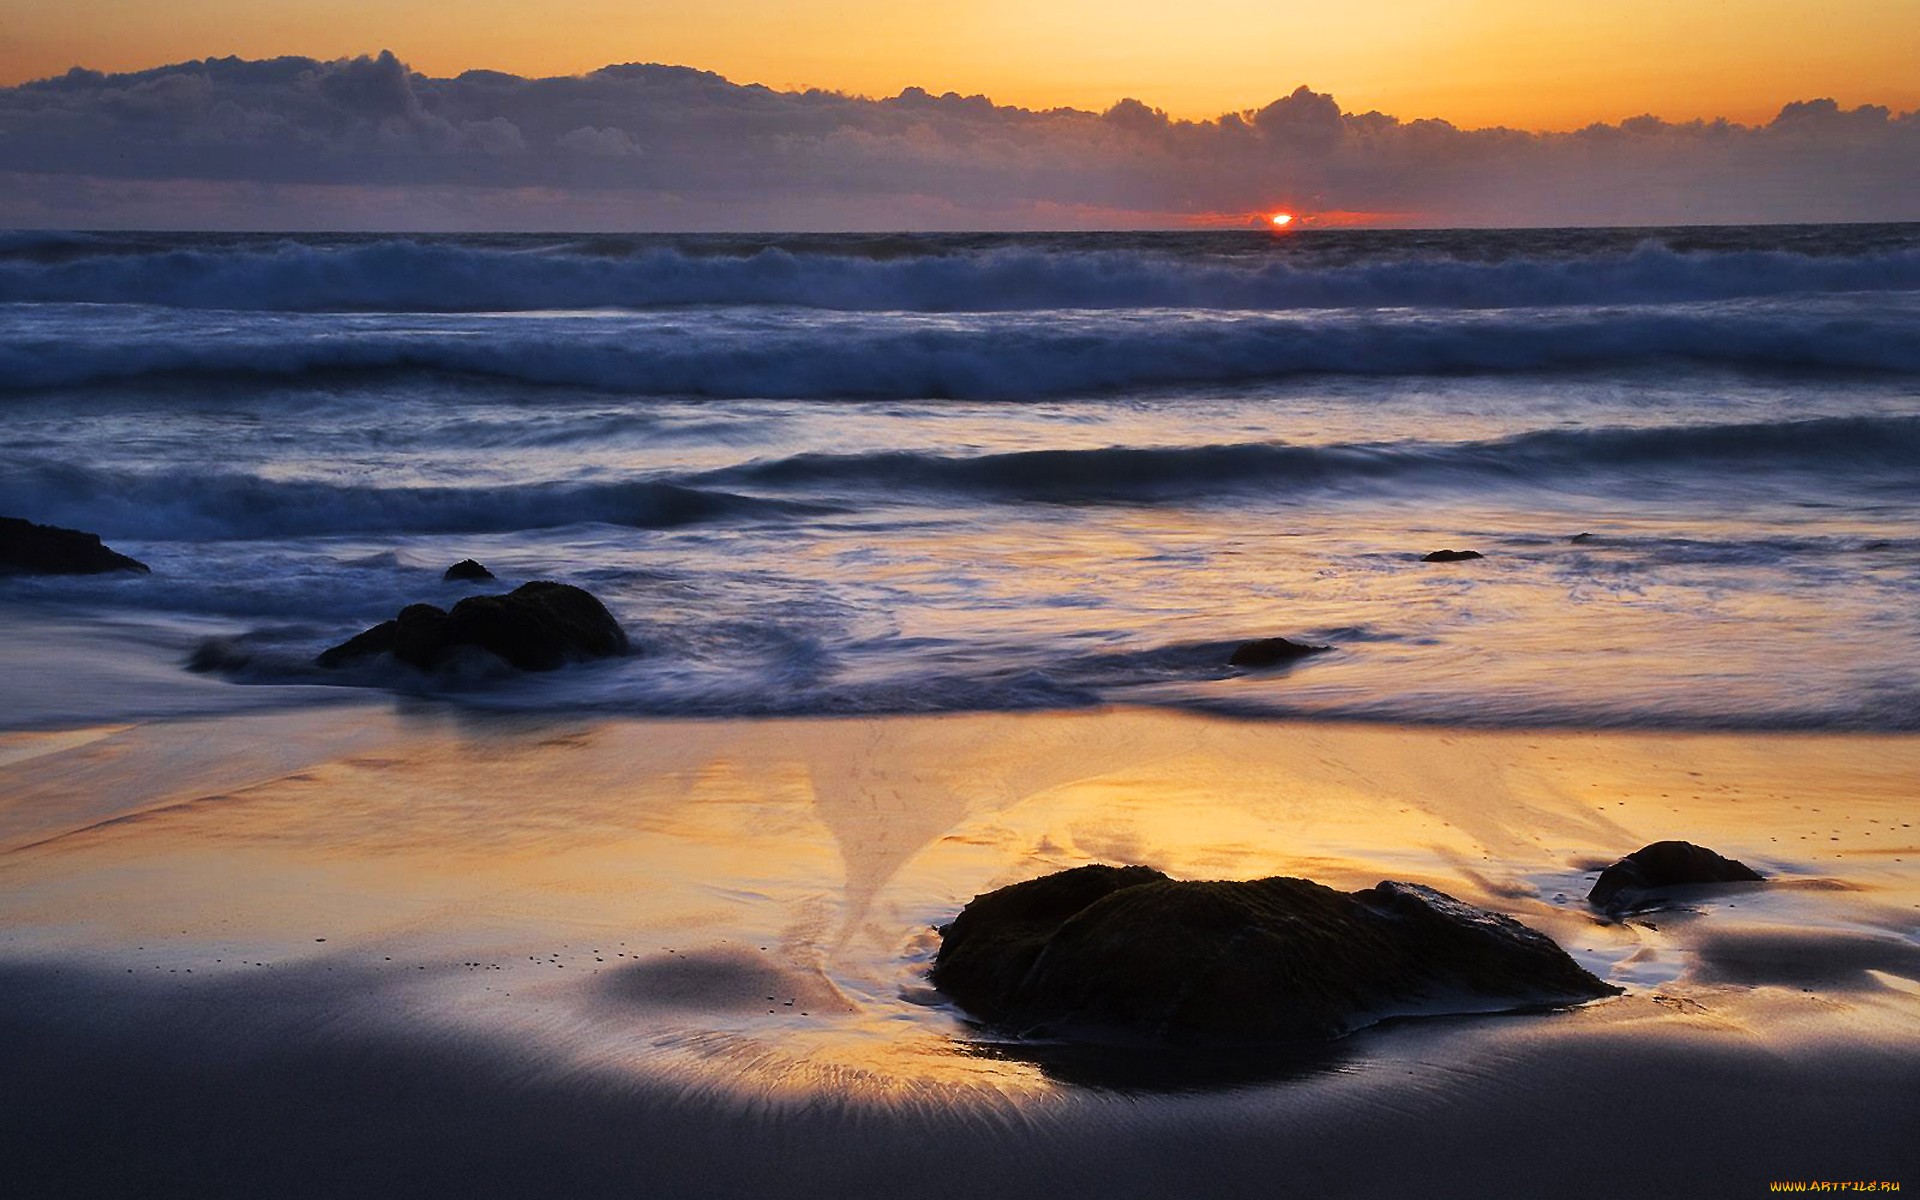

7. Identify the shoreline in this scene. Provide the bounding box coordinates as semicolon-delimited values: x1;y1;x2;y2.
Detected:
9;595;1920;737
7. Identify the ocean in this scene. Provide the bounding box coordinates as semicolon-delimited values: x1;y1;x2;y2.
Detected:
3;224;1918;731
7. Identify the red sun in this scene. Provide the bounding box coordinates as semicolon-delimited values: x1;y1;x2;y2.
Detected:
1269;212;1295;227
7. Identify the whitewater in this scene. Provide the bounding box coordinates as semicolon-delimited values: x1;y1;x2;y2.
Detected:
3;224;1918;730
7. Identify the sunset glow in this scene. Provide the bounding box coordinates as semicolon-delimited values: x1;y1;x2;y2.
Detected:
1269;213;1295;228
3;0;1917;128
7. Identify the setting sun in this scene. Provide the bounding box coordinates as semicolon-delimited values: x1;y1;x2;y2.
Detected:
1269;212;1295;227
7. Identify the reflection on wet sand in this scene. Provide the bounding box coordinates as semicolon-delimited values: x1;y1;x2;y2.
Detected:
1;707;1917;1192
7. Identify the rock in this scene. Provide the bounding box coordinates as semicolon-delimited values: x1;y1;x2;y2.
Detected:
314;602;451;669
1421;549;1484;562
1228;636;1328;669
0;516;149;576
1588;841;1763;912
443;559;495;582
932;865;1617;1045
442;582;629;670
317;581;628;672
1569;532;1597;544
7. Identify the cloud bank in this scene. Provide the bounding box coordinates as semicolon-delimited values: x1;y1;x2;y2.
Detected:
1;51;1915;229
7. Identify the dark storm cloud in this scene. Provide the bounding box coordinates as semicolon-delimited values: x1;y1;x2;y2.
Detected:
0;53;1914;228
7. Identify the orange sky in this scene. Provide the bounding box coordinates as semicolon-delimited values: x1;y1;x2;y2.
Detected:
4;0;1916;128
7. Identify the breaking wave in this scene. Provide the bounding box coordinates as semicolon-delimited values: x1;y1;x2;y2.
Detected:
4;235;1920;314
4;299;1919;398
0;459;816;541
697;416;1920;502
7;416;1912;545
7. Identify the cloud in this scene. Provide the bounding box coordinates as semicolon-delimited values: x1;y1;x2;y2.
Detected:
299;48;419;121
461;116;526;156
558;125;641;157
0;52;1914;229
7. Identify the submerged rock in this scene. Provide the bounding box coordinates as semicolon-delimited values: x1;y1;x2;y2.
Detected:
932;865;1617;1044
1588;841;1763;912
317;581;628;672
1569;532;1597;544
0;516;149;576
443;559;495;582
1228;636;1329;669
1421;549;1484;562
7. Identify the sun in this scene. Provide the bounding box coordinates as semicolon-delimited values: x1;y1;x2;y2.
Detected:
1269;212;1295;227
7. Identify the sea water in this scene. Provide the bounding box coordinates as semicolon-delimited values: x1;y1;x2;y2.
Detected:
2;225;1917;729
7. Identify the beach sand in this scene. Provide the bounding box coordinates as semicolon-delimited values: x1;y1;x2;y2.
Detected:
2;702;1916;1197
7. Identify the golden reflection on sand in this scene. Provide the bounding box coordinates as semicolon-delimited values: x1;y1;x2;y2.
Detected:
1;707;1916;1097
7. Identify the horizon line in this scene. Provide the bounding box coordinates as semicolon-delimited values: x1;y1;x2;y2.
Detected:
12;218;1920;237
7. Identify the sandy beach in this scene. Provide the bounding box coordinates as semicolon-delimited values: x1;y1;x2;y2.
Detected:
3;686;1915;1196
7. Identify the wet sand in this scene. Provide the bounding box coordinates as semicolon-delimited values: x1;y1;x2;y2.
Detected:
1;705;1916;1196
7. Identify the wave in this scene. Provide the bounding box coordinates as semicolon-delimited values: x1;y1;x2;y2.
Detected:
700;416;1920;501
0;230;109;254
7;416;1910;549
0;459;817;541
5;300;1919;398
5;237;1920;314
171;624;1920;732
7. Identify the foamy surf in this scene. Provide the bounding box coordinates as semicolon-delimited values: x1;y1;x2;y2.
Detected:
2;225;1917;732
6;227;1920;313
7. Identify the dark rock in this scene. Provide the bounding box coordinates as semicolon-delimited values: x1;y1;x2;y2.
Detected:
443;559;495;582
1569;532;1597;544
1421;549;1484;562
932;865;1617;1045
315;602;451;669
315;620;399;668
392;603;455;665
0;516;149;576
444;582;628;670
1228;636;1329;669
935;865;1163;1025
317;581;628;672
1588;841;1764;912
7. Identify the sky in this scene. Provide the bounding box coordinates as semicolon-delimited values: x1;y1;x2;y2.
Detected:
0;1;1916;229
5;0;1917;129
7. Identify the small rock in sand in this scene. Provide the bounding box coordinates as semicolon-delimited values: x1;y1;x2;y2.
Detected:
1588;840;1764;912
